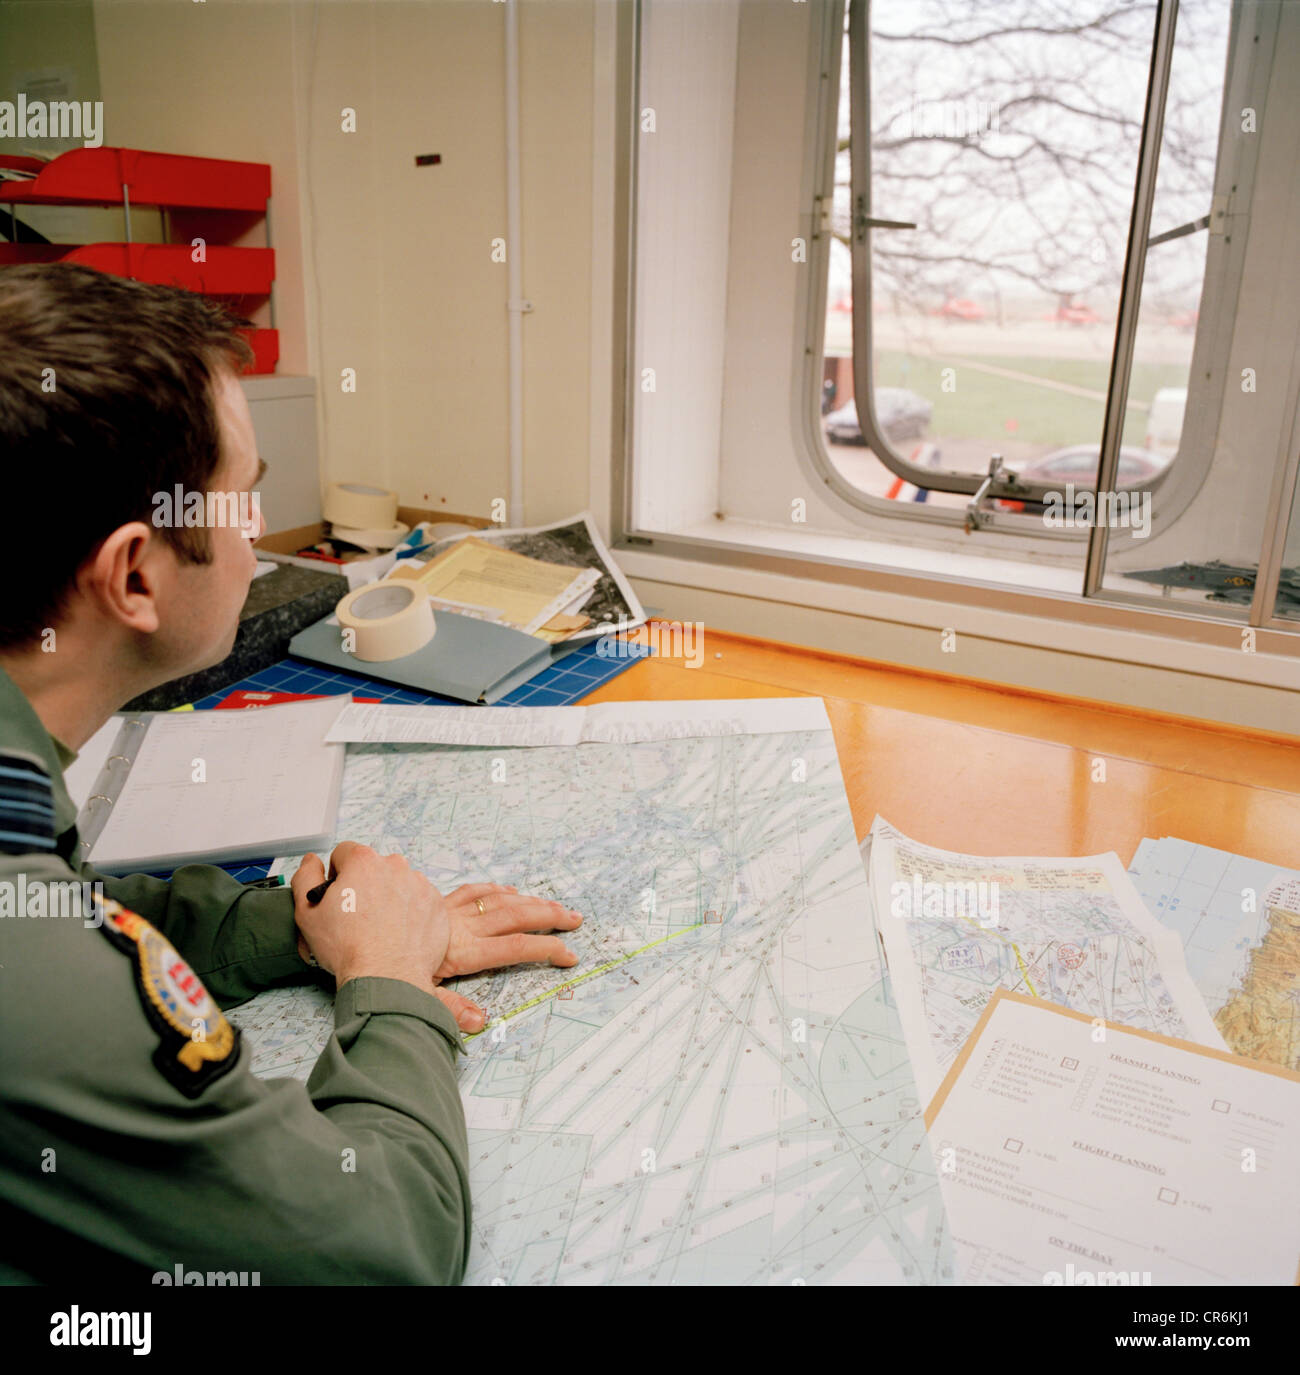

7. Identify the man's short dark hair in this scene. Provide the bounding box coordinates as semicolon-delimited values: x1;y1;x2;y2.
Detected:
0;263;253;649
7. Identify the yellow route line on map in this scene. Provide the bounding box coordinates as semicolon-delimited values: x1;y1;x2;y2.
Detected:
464;922;707;1040
953;910;1039;999
1010;942;1039;997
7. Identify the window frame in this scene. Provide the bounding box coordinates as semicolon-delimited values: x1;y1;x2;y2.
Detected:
818;0;1298;631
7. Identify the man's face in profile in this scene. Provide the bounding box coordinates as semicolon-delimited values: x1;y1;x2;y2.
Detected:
152;368;266;679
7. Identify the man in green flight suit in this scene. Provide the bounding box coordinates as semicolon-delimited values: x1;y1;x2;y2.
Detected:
0;264;583;1285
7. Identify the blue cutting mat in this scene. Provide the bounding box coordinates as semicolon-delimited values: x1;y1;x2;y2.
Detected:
170;640;652;883
192;642;649;710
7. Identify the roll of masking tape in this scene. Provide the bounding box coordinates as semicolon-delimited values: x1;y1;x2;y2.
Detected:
335;579;436;661
323;482;400;530
329;521;411;551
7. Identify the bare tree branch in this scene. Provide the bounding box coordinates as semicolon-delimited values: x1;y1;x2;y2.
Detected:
844;0;1220;309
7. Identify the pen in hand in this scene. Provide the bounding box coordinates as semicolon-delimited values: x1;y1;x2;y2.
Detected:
299;872;335;969
305;874;336;906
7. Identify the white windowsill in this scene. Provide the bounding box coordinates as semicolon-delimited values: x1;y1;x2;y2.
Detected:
671;516;1085;595
614;540;1299;696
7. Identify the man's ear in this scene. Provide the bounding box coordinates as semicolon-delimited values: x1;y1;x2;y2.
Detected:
80;521;164;634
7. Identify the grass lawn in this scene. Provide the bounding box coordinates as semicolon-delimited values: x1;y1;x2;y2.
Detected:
873;350;1188;450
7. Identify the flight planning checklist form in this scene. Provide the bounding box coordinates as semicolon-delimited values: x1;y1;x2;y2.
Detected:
925;990;1300;1286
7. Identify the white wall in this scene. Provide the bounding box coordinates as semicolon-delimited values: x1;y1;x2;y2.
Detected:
0;0;130;243
92;0;595;526
631;0;738;531
716;0;821;527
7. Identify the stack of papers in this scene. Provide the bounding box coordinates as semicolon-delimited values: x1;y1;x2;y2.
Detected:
390;537;598;641
925;990;1300;1286
372;511;647;646
417;511;646;642
868;819;1300;1286
868;818;1226;1104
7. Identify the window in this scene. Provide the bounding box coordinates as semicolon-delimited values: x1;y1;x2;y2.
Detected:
829;0;1164;516
625;0;1300;643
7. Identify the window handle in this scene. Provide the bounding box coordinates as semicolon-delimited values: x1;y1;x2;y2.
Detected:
1146;212;1210;249
965;454;1006;534
855;194;915;241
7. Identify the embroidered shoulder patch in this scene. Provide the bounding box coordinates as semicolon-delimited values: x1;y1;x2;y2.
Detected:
0;749;56;855
95;894;241;1098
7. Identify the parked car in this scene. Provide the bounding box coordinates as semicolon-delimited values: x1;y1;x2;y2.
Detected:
1051;301;1100;325
934;296;984;322
993;444;1171;514
824;387;933;446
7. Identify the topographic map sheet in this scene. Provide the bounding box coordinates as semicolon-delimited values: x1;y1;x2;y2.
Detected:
869;819;1226;1106
229;700;954;1285
1129;837;1300;1072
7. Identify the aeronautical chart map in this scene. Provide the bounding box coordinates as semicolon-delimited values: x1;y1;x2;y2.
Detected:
1129;837;1300;1072
868;820;1228;1105
229;699;954;1285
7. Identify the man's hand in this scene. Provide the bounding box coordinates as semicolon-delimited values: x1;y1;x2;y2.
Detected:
439;883;581;980
291;842;450;996
427;885;582;1034
291;849;583;1035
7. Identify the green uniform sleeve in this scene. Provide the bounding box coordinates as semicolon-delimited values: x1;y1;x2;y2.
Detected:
306;978;473;1273
0;856;472;1286
92;865;308;1008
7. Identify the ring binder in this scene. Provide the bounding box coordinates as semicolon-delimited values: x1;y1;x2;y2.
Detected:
72;699;346;874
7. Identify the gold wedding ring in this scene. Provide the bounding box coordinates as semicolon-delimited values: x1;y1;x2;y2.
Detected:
475;897;486;915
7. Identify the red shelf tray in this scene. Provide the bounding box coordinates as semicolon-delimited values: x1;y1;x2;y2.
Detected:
240;328;279;375
0;147;270;211
0;155;47;176
1;146;277;373
0;242;274;295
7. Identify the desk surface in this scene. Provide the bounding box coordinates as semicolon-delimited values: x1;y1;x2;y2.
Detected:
582;626;1300;870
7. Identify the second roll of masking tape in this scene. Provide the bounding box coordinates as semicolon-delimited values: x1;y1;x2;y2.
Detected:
323;482;400;530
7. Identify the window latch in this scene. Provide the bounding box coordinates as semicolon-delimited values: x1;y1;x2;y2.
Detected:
855;194;916;243
1147;211;1211;248
965;454;1005;534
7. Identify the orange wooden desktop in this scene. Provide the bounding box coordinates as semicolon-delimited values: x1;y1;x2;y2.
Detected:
582;624;1300;869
